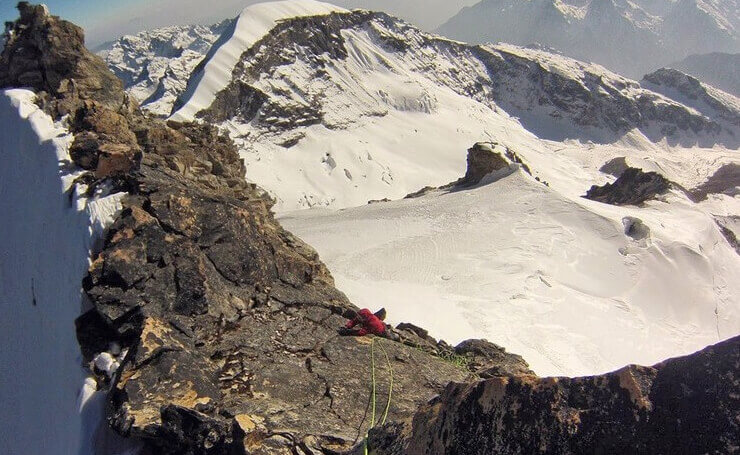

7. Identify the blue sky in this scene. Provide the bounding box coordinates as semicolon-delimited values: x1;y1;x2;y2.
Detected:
1;1;476;47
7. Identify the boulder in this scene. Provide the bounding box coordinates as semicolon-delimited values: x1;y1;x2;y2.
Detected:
458;142;510;187
585;167;671;205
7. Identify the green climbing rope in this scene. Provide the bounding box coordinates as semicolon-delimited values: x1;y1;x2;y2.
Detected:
377;340;394;426
363;337;394;455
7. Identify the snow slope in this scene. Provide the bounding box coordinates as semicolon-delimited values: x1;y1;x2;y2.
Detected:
281;158;740;377
171;0;348;121
0;90;126;454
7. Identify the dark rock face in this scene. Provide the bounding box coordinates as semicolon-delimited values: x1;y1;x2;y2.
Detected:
585;167;671;205
370;336;740;455
0;2;124;110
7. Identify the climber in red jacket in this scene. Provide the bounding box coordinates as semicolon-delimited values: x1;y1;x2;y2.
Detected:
339;308;388;336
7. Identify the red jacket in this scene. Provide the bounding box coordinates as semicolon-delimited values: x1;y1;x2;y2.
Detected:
345;309;386;336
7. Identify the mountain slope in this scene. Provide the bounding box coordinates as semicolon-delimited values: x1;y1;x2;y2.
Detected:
642;67;740;126
436;0;739;78
167;2;736;211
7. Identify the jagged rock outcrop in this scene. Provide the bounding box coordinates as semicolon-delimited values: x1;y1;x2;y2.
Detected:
405;142;535;199
456;142;510;187
585;167;671;206
1;5;530;454
369;336;740;455
0;2;124;111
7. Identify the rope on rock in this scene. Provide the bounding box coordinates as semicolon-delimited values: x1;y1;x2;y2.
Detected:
363;336;394;455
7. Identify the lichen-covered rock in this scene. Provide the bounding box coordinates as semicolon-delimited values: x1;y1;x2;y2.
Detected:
370;336;740;455
585;167;671;206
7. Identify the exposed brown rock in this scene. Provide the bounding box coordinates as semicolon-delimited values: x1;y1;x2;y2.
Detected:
457;142;510;187
585;167;671;206
370;336;740;455
0;2;125;110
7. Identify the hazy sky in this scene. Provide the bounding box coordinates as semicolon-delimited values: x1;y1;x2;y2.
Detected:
1;0;479;47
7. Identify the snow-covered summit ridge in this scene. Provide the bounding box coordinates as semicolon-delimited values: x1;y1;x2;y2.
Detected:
170;0;348;122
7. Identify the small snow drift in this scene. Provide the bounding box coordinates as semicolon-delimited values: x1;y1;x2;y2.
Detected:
623;216;651;244
585;167;671;206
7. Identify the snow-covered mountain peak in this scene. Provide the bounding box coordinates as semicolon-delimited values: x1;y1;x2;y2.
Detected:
170;0;349;122
98;20;233;116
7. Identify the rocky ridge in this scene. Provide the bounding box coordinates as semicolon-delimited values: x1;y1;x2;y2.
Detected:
642;68;740;127
666;52;740;96
1;4;529;454
370;335;740;454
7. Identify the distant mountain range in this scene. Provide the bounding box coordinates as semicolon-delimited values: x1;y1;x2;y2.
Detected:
97;20;233;116
436;0;739;78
